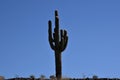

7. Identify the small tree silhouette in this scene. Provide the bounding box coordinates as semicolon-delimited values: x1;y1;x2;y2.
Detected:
48;10;68;80
30;75;35;80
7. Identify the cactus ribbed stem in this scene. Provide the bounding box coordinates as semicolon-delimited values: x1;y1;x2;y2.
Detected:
55;50;62;79
48;10;68;80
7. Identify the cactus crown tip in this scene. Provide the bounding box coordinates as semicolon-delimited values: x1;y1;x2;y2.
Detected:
55;10;58;16
55;10;58;12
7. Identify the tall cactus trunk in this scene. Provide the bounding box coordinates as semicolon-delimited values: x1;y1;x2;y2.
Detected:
55;50;62;80
48;10;68;80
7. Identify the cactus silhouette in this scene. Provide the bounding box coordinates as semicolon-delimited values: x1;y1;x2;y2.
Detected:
48;10;68;79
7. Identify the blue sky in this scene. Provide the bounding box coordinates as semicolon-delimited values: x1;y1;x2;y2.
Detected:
0;0;120;79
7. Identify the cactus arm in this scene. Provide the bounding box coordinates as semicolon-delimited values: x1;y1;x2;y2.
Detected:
59;30;64;51
48;20;55;50
48;20;52;39
61;30;68;52
61;36;68;52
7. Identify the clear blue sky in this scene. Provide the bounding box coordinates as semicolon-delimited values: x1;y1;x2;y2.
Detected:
0;0;120;79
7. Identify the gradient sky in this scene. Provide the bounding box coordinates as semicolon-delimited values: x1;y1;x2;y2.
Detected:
0;0;120;79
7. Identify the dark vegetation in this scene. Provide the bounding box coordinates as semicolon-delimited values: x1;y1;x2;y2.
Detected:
1;75;120;80
48;10;68;80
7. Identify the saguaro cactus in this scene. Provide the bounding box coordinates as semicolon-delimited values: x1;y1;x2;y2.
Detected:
48;10;68;79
